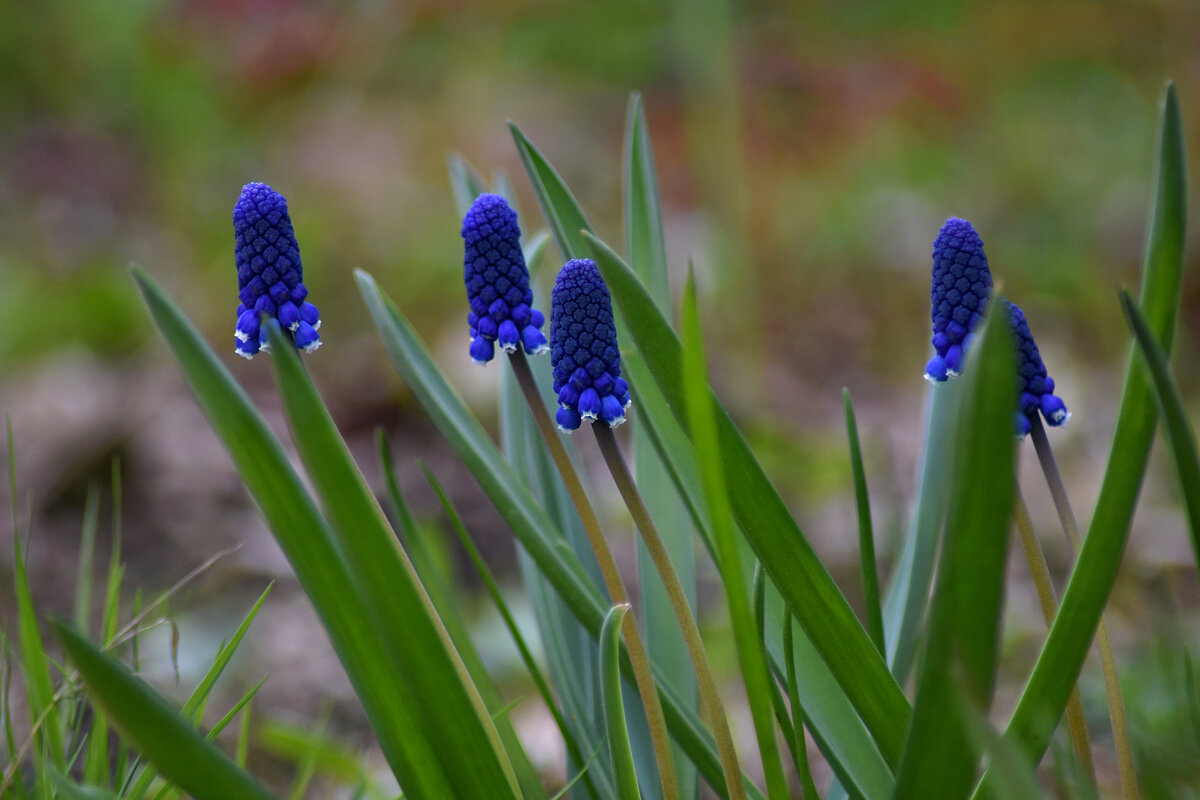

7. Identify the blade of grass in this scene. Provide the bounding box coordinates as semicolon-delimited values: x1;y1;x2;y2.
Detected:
357;268;766;800
134;268;460;799
52;620;272;800
13;533;66;772
264;322;525;800
601;604;642;800
624;91;700;800
893;300;1017;799
976;82;1187;795
681;274;787;798
1121;290;1200;565
584;230;911;767
844;389;885;657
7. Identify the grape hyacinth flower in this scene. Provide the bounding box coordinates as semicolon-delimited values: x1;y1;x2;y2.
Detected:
550;258;631;432
925;218;993;382
1006;299;1069;437
233;183;322;358
461;193;548;364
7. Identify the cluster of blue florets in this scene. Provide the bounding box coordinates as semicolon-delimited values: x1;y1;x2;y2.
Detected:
462;194;548;364
550;259;631;431
233;183;321;358
1005;299;1070;436
925;218;992;382
923;217;1069;438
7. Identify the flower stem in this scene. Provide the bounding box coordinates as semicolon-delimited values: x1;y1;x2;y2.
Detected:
1030;415;1139;800
1013;488;1096;783
593;423;749;800
507;350;680;800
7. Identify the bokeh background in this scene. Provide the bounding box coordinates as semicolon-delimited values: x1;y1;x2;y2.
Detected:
4;0;1200;795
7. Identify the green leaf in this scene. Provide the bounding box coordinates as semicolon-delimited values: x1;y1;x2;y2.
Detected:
844;389;885;657
881;379;963;682
12;534;66;772
893;301;1017;799
583;231;911;767
133;268;462;799
682;274;788;798
622;91;699;800
510;122;594;260
264;322;524;800
46;766;120;800
357;268;765;800
600;604;642;800
1121;290;1200;569
976;82;1188;796
420;462;604;800
52;619;272;800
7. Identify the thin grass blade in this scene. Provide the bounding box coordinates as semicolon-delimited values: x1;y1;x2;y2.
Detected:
1121;290;1200;567
52;619;271;800
844;389;885;656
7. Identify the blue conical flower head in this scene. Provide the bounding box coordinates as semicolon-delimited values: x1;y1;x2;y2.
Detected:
925;218;993;382
1005;299;1069;437
550;259;631;432
233;183;322;358
462;194;548;364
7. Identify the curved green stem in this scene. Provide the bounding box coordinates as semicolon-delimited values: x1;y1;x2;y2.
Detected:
1030;416;1139;800
594;424;749;800
507;350;680;800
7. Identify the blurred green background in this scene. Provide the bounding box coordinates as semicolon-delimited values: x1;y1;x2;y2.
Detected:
3;0;1200;794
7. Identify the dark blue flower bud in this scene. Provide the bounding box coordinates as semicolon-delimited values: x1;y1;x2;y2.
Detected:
925;218;992;382
1005;300;1069;438
462;194;548;364
550;259;631;432
233;183;322;358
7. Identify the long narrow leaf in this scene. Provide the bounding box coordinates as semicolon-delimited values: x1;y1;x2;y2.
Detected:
893;301;1016;799
623;92;699;799
844;389;885;656
52;620;272;800
1121;290;1200;566
601;604;642;800
583;231;911;766
133;268;460;799
977;81;1188;793
264;322;524;800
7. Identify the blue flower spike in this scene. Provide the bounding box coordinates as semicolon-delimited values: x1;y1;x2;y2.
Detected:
461;193;548;364
925;218;993;382
233;182;321;358
550;259;631;432
1006;299;1069;438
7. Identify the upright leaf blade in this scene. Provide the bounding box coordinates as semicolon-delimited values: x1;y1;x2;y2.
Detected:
265;323;524;800
893;303;1016;799
1121;291;1200;568
623;92;699;800
978;82;1188;793
601;604;642;800
134;269;459;799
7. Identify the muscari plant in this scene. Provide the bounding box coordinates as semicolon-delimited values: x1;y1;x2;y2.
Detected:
15;84;1196;800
